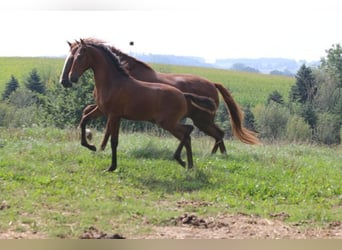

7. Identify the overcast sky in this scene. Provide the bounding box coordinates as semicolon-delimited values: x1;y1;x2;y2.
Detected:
1;0;342;62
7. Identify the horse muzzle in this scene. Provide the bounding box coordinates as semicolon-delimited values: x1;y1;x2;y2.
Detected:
69;73;79;84
60;78;73;88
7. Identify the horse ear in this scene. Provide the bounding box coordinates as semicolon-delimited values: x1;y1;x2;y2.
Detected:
67;41;72;48
80;39;87;47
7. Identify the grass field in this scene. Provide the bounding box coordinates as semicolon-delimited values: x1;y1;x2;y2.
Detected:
2;57;339;239
0;57;64;93
0;57;294;106
152;64;294;105
0;127;341;238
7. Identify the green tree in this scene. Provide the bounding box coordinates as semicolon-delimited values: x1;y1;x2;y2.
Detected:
25;69;46;95
321;43;342;88
2;75;19;100
267;90;284;105
300;103;317;129
290;64;316;104
319;43;342;114
243;105;256;132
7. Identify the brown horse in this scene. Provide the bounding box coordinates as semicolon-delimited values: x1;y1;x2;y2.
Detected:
64;39;217;171
60;38;260;154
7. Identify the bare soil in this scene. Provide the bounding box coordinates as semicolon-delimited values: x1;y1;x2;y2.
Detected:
1;213;341;239
1;199;341;239
140;213;342;239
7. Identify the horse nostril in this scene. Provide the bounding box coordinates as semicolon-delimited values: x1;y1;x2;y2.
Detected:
69;74;79;83
60;79;72;88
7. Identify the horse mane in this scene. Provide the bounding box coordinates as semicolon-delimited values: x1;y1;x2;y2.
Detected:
77;38;154;73
80;38;130;77
108;45;155;72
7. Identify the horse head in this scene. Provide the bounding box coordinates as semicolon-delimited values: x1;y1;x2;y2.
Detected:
67;39;91;84
60;41;77;88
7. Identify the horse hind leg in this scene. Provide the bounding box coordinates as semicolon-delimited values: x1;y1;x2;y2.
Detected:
168;124;194;169
194;119;226;154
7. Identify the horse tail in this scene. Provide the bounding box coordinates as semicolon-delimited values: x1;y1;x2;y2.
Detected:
184;93;217;115
214;83;261;145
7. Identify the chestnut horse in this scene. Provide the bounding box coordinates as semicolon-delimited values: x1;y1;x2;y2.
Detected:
65;39;217;171
60;39;260;154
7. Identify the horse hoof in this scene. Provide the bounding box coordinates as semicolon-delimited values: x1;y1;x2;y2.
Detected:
107;165;117;172
81;142;97;152
177;160;186;168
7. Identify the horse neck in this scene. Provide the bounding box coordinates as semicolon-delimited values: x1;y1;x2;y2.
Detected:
115;50;158;82
89;49;124;92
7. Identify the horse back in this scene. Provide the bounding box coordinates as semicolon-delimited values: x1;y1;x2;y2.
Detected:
118;79;188;122
156;73;219;106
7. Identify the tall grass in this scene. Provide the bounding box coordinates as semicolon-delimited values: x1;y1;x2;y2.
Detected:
0;127;340;238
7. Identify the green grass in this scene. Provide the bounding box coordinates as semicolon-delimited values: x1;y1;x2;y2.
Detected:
0;127;341;238
0;57;64;92
152;63;295;106
0;57;294;106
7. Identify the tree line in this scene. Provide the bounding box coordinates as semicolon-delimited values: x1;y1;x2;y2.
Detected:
0;45;341;144
248;45;342;145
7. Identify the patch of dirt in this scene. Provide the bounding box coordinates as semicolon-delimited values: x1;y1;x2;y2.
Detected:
176;200;214;209
139;213;342;239
0;231;46;239
0;201;10;211
79;226;125;239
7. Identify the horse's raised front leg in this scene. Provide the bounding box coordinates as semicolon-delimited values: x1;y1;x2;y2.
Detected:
79;104;102;151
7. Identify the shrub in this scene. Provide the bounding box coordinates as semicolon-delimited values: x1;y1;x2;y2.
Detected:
314;113;341;145
285;115;312;143
0;102;15;127
7;87;36;108
0;102;41;128
254;103;290;141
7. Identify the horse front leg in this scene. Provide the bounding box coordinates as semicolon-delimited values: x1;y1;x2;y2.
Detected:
182;125;194;169
79;105;102;151
106;118;121;172
100;129;110;151
171;124;194;169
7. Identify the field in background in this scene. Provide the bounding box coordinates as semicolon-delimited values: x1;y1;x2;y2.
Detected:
0;57;294;106
152;63;294;106
0;57;64;93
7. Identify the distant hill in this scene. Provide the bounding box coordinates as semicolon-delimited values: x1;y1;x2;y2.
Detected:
134;53;320;76
215;57;302;74
133;53;213;68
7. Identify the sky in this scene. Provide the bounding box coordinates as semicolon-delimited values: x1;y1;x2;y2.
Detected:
1;0;342;62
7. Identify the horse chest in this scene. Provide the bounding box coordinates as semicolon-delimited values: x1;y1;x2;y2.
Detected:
95;89;122;115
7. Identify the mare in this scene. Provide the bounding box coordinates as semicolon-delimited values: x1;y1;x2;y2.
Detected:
64;39;217;171
60;39;260;154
